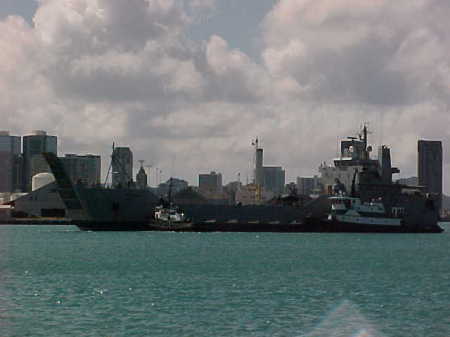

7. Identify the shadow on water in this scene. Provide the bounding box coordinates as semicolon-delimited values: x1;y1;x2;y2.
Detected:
300;300;386;337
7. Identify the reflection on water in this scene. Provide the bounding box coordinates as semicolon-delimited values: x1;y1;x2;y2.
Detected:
301;300;386;337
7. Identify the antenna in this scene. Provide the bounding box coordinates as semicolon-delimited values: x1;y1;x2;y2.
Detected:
138;160;145;168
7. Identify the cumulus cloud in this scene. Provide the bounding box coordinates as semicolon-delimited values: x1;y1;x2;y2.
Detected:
260;0;450;186
1;0;450;191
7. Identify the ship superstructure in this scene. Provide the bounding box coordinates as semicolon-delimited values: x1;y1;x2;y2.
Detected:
319;125;399;195
318;125;442;232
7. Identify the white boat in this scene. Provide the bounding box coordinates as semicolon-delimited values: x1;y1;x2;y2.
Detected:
328;195;404;227
154;204;187;225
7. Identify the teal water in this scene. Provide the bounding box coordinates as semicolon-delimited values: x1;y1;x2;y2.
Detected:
0;225;449;337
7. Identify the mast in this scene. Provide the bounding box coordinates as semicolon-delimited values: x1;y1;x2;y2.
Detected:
351;169;358;197
168;177;173;204
362;124;368;150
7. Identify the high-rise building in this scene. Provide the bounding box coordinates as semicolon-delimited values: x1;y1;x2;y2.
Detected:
418;140;442;211
112;147;133;188
262;166;285;195
61;154;101;187
136;164;148;190
252;139;285;195
22;130;57;191
255;148;264;187
199;171;223;193
0;131;22;192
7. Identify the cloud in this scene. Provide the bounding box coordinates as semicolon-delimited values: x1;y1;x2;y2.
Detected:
259;0;450;187
1;0;450;192
205;35;272;102
262;0;450;105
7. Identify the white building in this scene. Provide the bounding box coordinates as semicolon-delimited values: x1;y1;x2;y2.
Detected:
23;130;57;191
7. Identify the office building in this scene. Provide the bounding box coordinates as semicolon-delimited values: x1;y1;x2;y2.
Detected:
112;147;133;188
262;166;285;195
418;140;442;211
199;171;223;193
255;147;264;187
23;130;57;191
136;165;148;190
252;140;285;195
0;131;22;192
61;154;101;187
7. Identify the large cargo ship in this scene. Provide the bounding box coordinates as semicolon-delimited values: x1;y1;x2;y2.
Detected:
43;128;443;233
42;151;311;231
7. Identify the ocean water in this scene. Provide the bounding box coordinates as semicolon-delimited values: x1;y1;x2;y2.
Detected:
0;225;449;337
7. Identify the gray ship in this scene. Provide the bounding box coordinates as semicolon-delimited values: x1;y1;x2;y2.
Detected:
43;127;443;232
42;152;311;231
316;125;442;232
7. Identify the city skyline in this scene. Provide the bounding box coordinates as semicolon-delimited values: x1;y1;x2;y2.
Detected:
1;1;449;191
0;128;439;196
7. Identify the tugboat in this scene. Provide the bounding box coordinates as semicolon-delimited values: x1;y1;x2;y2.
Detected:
154;203;188;225
151;178;192;230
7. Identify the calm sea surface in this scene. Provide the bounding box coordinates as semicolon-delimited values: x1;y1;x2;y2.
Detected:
0;224;449;337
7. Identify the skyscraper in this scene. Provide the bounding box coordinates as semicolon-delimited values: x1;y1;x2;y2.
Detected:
136;164;148;190
262;166;285;195
0;131;22;192
418;140;442;211
61;154;101;187
112;147;133;188
199;171;223;193
252;139;285;195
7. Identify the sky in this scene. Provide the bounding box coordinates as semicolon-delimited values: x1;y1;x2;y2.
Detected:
1;0;449;190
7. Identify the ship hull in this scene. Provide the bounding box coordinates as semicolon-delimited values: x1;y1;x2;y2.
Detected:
72;217;443;233
68;188;442;233
320;218;443;233
75;221;193;232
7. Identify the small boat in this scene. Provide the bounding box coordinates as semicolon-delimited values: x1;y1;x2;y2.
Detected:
328;195;403;227
153;177;192;228
154;204;188;225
